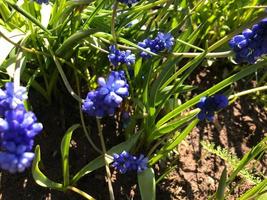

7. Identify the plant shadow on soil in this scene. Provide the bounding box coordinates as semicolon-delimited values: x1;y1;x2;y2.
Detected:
0;64;267;200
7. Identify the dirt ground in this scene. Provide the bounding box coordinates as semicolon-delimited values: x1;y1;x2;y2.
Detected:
0;65;266;200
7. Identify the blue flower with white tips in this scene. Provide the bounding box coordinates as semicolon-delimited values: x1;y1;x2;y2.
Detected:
112;151;148;174
0;82;27;115
108;45;136;66
138;32;174;58
0;82;43;173
82;71;129;117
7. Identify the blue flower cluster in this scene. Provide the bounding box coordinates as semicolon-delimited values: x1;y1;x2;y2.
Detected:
112;151;148;174
82;71;129;117
35;0;49;4
0;82;43;173
197;94;228;121
117;0;140;7
0;82;27;115
108;45;136;66
138;32;175;58
229;18;267;63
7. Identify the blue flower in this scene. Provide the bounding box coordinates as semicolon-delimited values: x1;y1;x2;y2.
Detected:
197;95;228;121
229;18;267;63
112;151;133;174
108;45;135;66
35;0;49;4
0;82;27;115
0;151;35;173
0;105;43;173
117;0;139;7
112;151;148;174
138;32;174;58
131;154;148;173
82;71;129;117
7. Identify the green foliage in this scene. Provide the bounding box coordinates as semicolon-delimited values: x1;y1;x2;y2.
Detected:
216;167;227;200
138;168;156;200
239;179;267;200
32;145;63;190
60;124;80;187
1;0;267;199
201;140;263;185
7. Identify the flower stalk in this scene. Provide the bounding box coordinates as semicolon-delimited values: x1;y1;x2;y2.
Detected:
96;118;115;200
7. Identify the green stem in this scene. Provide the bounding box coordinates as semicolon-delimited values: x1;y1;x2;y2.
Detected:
242;6;267;9
75;72;102;154
45;39;83;103
176;38;205;52
228;85;267;100
111;1;118;44
67;186;95;200
96;118;115;200
172;50;233;58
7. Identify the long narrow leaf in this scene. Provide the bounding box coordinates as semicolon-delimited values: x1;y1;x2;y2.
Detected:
60;124;80;187
157;60;267;126
32;146;63;190
216;167;227;200
239;179;267;200
150;119;199;165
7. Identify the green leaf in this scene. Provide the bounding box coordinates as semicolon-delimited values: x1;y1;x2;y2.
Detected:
138;168;156;200
216;167;227;200
93;32;158;56
157;60;267;127
257;188;267;200
134;58;142;78
55;29;98;57
0;1;11;22
150;109;199;140
238;179;267;200
32;145;63;190
149;57;181;108
61;124;80;187
227;136;267;185
71;133;140;184
5;0;51;34
150;119;199;165
82;0;106;29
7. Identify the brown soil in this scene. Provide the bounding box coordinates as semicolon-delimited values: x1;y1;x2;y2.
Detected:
0;65;267;200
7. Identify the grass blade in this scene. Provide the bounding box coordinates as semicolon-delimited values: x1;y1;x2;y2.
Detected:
138;168;156;200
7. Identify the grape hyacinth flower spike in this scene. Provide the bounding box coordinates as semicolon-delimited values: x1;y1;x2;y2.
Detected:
82;71;129;117
35;0;49;4
108;45;136;66
197;94;228;121
138;32;174;58
117;0;140;7
112;151;148;174
229;18;267;63
0;82;43;173
0;82;27;115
